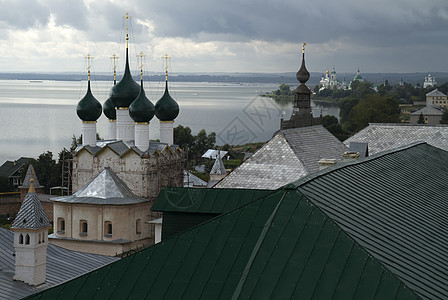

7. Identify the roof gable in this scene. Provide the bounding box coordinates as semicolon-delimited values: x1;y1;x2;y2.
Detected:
25;188;417;299
281;125;349;173
215;133;308;189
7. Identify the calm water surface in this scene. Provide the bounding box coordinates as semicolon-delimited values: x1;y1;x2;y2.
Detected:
0;80;339;164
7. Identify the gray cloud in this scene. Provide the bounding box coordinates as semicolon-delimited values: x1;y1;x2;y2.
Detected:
0;0;50;29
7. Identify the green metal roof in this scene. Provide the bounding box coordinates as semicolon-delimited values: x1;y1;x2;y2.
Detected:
289;142;448;300
152;187;274;213
25;188;418;300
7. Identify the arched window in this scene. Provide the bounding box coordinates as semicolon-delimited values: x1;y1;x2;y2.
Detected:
19;234;23;244
136;219;142;235
104;221;112;237
38;233;41;244
25;234;30;245
42;231;45;243
80;220;88;236
57;218;65;234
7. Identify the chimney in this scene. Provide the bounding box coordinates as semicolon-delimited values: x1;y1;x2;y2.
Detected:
318;158;337;170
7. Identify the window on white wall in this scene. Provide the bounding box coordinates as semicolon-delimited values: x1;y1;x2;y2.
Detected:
80;220;88;236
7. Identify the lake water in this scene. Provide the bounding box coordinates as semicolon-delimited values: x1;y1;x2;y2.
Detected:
0;80;339;164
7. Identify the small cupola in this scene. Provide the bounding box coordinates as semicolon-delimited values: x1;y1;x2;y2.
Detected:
76;55;102;122
155;55;179;122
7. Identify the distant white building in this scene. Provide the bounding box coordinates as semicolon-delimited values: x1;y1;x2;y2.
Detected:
319;67;347;91
424;74;437;88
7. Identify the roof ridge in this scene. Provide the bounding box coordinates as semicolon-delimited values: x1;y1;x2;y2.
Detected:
286;141;428;189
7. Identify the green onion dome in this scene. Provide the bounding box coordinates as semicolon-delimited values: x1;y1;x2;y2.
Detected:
129;81;155;123
155;81;179;121
76;81;102;122
108;48;140;108
103;98;116;120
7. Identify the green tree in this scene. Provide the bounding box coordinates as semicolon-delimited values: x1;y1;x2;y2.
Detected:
417;112;425;124
0;176;13;192
191;129;216;160
440;109;448;124
174;125;194;150
339;97;359;124
349;95;400;133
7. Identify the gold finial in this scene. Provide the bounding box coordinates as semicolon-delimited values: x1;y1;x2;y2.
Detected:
28;169;36;193
110;53;119;83
137;51;146;81
161;53;171;81
123;13;131;48
302;43;307;54
85;54;94;81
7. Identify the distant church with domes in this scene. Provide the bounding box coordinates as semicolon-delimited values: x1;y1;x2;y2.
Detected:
50;15;186;254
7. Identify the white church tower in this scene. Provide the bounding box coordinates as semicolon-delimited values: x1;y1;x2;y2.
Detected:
11;177;51;286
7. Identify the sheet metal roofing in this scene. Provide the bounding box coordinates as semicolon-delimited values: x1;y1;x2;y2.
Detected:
410;105;444;116
0;228;118;300
152;187;274;213
201;149;228;159
19;165;44;189
426;89;446;97
52;168;148;205
209;154;226;175
292;142;448;299
344;123;448;155
11;192;51;230
24;142;448;300
25;188;417;300
216;125;348;189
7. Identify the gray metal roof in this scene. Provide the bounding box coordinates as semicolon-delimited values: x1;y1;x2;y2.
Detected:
19;165;43;189
209;154;226;175
280;125;349;173
426;89;446;97
201;149;228;159
344;123;448;155
0;227;118;300
183;171;207;187
292;142;448;299
75;140;180;158
215;125;348;190
52;168;149;205
215;133;308;189
11;192;51;230
410;105;444;116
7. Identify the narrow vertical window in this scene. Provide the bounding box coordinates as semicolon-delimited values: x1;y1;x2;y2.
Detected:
19;234;23;244
136;219;141;234
80;220;88;236
25;234;30;245
104;221;112;237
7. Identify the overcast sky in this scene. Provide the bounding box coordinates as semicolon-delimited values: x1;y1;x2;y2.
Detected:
0;0;447;74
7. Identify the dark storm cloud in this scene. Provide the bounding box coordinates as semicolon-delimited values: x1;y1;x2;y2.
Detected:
0;0;50;29
128;0;448;47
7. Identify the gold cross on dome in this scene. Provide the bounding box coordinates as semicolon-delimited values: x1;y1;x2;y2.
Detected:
123;13;132;47
85;53;94;81
161;53;171;81
137;51;146;80
110;53;119;82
